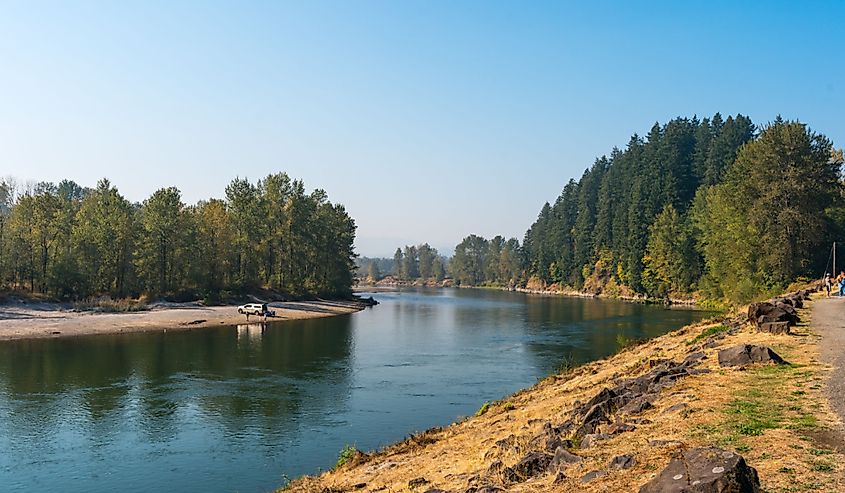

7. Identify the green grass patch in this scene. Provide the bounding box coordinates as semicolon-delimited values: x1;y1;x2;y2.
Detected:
752;363;802;376
734;443;752;453
808;448;833;456
736;421;776;436
788;414;818;429
810;461;835;473
714;363;808;443
692;423;720;435
695;357;826;471
688;324;730;345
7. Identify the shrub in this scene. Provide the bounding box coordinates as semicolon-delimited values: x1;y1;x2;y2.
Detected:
335;445;358;469
557;353;576;374
74;296;148;313
475;401;490;417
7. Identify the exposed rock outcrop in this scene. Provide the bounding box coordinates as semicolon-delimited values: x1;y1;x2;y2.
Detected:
747;302;799;327
717;344;787;367
609;454;636;470
758;321;790;335
639;447;760;493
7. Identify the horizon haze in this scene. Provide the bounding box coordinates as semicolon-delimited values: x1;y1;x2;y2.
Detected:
2;1;843;257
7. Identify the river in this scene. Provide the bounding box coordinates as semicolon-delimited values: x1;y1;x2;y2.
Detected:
0;288;714;493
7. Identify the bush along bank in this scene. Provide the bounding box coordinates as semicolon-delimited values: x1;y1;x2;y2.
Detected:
283;284;843;493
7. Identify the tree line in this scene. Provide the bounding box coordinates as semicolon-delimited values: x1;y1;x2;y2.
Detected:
454;115;843;303
0;173;357;301
358;235;521;289
448;235;522;287
355;244;450;283
391;244;447;281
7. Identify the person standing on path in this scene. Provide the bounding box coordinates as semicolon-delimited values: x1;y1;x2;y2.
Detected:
825;273;832;297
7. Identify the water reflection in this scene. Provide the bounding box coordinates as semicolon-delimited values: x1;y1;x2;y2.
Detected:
237;323;266;346
0;316;355;493
0;289;712;493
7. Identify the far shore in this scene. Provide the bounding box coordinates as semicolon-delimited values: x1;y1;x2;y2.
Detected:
354;282;703;307
0;299;368;341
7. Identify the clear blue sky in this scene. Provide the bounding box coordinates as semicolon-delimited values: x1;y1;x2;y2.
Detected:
1;1;843;257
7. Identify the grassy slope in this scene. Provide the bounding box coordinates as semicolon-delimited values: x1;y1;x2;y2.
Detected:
285;294;843;493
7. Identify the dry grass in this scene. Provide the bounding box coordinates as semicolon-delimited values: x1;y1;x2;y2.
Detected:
284;295;844;493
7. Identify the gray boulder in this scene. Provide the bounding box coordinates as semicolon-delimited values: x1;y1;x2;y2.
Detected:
663;402;689;414
579;433;609;449
639;447;760;492
758;321;790;335
529;425;571;452
606;420;637;434
747;302;798;326
609;454;636;469
551;447;583;468
781;296;803;309
683;351;707;365
508;451;552;481
718;344;787;367
619;393;657;415
409;477;430;489
774;301;799;318
581;470;607;483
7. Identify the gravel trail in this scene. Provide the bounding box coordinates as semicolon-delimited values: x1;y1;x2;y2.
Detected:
812;297;845;446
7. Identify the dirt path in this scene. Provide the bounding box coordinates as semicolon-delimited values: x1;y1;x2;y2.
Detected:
811;297;845;450
0;300;366;341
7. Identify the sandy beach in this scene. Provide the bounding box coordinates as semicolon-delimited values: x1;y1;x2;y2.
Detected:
0;299;366;341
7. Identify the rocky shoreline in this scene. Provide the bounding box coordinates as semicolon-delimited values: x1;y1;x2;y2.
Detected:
356;280;701;307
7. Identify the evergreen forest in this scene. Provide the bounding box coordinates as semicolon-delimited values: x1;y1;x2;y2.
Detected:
450;114;843;303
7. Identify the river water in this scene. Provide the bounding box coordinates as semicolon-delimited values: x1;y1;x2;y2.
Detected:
0;288;714;493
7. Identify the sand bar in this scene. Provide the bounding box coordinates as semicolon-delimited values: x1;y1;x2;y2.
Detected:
0;299;366;341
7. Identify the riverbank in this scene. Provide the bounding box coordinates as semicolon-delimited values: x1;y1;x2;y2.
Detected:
355;283;704;307
0;299;367;341
285;290;844;492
